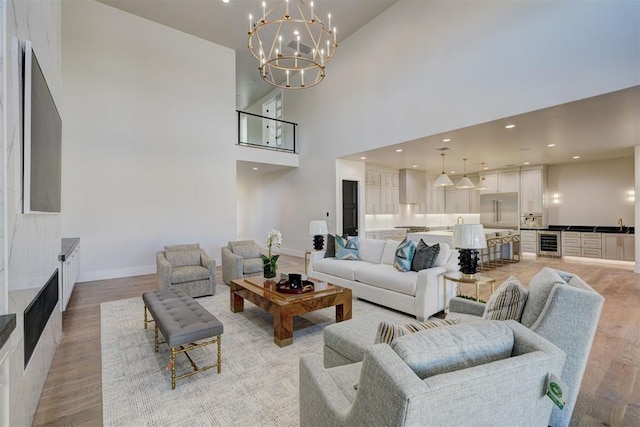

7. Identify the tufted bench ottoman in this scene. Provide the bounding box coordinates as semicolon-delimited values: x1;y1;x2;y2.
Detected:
143;288;223;389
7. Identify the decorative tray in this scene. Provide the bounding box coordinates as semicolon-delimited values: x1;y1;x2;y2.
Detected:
276;279;315;294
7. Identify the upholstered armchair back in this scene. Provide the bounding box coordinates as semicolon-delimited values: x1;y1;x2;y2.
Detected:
221;240;264;285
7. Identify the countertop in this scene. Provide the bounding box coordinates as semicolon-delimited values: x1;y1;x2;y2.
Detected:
0;313;16;351
548;225;635;234
409;228;517;238
59;237;80;261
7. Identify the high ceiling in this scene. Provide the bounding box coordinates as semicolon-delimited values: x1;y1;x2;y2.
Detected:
341;86;639;176
94;0;638;179
96;0;399;109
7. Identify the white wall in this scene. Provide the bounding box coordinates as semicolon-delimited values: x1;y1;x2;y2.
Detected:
3;0;63;424
272;0;639;252
61;0;236;281
548;157;634;226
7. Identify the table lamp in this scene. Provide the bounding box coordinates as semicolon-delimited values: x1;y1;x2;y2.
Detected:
309;220;328;250
452;224;487;278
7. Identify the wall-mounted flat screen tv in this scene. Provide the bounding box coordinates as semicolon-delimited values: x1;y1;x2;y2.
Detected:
23;40;62;214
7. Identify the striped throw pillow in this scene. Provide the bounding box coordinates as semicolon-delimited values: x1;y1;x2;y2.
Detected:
482;276;529;321
374;318;461;345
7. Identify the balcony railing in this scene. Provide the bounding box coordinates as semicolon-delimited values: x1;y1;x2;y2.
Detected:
237;110;297;153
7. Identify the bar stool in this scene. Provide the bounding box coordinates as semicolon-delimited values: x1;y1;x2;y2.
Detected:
485;236;503;268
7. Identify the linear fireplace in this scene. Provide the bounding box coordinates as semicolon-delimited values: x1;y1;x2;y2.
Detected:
24;269;59;368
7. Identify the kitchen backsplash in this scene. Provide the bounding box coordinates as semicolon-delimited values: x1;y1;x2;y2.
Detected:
365;212;481;230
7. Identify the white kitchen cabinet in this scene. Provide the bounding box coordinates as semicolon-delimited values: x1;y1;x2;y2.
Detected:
380;186;399;214
520;168;544;214
366;170;380;185
580;233;602;259
426;177;446;213
365;185;380;214
520;230;537;254
499;172;519;193
562;231;581;257
603;234;635;261
381;171;399;187
479;171;518;194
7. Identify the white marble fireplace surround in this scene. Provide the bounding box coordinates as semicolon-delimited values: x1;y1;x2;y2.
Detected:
2;0;63;425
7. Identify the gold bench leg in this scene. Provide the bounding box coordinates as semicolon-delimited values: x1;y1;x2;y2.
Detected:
144;305;148;329
154;325;159;353
217;336;222;374
171;347;177;390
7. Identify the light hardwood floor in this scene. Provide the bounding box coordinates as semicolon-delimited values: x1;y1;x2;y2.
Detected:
32;254;639;426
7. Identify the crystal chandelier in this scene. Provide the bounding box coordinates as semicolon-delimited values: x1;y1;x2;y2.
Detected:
248;0;338;89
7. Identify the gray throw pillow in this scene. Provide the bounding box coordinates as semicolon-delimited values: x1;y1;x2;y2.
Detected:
165;249;201;267
232;244;262;259
411;240;440;271
324;234;336;258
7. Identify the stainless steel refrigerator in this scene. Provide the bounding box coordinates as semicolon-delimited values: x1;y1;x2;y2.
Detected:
480;193;519;229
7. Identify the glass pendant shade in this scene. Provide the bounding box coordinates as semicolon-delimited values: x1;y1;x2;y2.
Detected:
475;176;490;190
456;158;475;189
433;153;454;187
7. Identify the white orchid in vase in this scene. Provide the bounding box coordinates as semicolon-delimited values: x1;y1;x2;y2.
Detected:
262;229;282;279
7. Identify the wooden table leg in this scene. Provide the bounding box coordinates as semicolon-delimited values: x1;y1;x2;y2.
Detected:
336;298;352;322
230;285;244;313
274;309;293;347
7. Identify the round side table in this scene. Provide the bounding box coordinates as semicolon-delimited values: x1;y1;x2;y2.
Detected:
443;272;496;312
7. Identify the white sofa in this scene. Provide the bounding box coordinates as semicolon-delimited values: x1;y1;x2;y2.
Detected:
308;238;459;320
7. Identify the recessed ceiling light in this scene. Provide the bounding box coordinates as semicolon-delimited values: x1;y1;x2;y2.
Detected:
412;165;418;168
450;171;455;174
360;156;366;160
573;156;580;159
222;0;229;3
547;144;556;147
523;162;530;165
395;149;403;153
505;124;516;129
252;167;258;170
483;166;489;170
443;138;451;142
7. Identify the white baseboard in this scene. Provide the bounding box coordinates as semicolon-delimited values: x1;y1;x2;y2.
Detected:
275;247;305;258
78;265;156;283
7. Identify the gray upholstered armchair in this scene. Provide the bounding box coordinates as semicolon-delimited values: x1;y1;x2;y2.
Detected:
156;243;215;297
446;267;605;427
221;240;263;285
300;320;565;426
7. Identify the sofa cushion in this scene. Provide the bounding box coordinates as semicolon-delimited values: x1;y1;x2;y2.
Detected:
354;264;418;296
232;244;262;259
433;242;452;267
243;258;263;274
336;236;359;260
394;238;416;272
313;258;370;281
165;249;201;267
170;265;209;284
357;237;386;264
411;240;440;271
324;234;336;258
381;240;401;265
482;276;529;321
374;318;461;345
520;267;568;328
391;321;514;380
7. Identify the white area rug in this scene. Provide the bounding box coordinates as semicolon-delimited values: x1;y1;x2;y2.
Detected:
101;283;412;426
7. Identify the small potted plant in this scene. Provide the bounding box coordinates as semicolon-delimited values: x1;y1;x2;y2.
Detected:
262;229;282;279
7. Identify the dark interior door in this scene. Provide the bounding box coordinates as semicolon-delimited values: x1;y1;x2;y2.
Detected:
342;180;359;236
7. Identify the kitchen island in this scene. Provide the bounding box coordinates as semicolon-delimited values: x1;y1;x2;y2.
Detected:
408;228;520;267
407;228;516;246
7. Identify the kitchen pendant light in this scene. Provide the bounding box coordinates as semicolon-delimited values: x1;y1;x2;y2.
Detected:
456;158;475;189
475;162;490;190
434;153;454;187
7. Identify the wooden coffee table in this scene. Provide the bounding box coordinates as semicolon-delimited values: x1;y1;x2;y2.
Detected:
229;277;352;347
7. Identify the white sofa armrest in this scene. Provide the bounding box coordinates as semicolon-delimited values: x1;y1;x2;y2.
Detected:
308;251;327;275
414;265;448;320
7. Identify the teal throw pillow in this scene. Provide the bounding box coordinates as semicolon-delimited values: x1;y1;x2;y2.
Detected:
394;238;416;272
336;235;359;260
